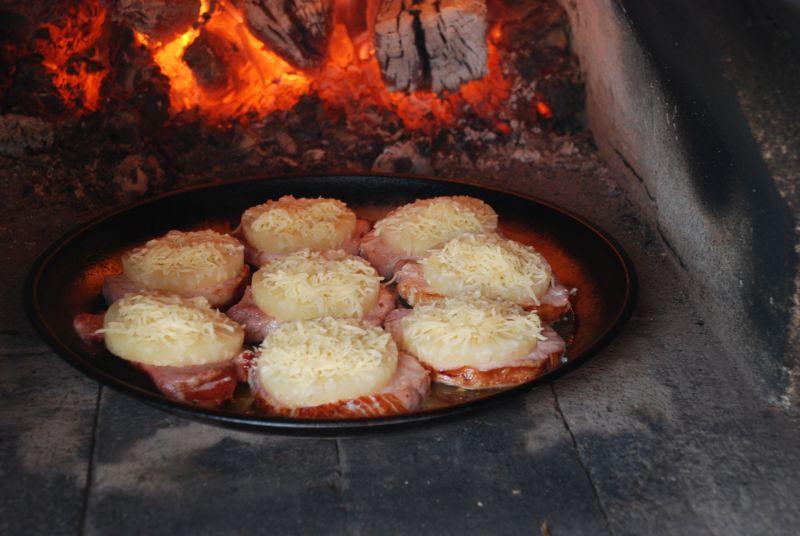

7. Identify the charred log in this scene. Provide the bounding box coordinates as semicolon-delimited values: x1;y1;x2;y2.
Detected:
183;29;232;91
243;0;333;69
111;0;201;42
374;0;488;94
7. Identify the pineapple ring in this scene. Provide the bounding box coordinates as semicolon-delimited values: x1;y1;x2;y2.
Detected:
256;317;398;407
122;230;244;293
241;196;357;255
421;233;553;305
251;249;381;321
373;196;497;256
103;292;245;367
399;298;544;370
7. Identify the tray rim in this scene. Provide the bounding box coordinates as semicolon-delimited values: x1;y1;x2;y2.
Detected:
24;172;638;434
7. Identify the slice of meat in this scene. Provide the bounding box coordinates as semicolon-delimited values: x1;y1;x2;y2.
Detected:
363;285;397;326
384;307;411;342
394;261;572;321
395;262;443;306
232;348;258;383
73;313;105;346
102;265;250;309
251;352;431;418
226;284;396;342
532;282;572;322
136;360;238;408
359;230;420;279
225;287;282;343
385;312;566;390
101;273;142;304
236;219;372;267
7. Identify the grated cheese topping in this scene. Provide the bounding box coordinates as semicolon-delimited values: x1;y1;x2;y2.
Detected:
373;196;498;256
256;317;398;407
122;230;244;293
400;298;544;370
421;233;554;305
251;249;382;321
241;196;357;254
102;292;244;366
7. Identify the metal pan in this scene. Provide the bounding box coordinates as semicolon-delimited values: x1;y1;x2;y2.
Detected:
25;174;636;433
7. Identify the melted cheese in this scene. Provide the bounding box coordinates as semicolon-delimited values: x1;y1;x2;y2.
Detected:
400;298;544;370
373;196;498;256
251;250;381;321
421;233;553;305
241;196;357;254
102;292;244;366
122;230;244;293
256;317;398;407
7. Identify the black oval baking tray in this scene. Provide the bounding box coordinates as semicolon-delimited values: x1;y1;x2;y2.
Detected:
25;174;636;433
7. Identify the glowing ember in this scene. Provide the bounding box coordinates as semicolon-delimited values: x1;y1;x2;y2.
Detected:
136;1;310;119
38;0;511;130
536;100;554;119
36;0;108;111
136;1;511;128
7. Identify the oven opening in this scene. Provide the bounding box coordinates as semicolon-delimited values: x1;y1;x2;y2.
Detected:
2;0;797;404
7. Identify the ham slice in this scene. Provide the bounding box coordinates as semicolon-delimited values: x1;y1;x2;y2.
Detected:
235;219;372;267
359;230;420;279
384;308;566;389
102;265;250;308
73;312;239;407
226;285;397;343
232;348;257;383
73;313;105;346
136;360;237;408
394;262;573;321
224;287;282;343
250;352;431;418
533;284;572;322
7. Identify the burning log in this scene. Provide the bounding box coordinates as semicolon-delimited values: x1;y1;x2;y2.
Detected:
374;0;488;94
183;29;232;91
242;0;333;69
111;0;201;42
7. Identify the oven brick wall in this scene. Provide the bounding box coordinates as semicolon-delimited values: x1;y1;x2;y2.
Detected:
560;0;800;405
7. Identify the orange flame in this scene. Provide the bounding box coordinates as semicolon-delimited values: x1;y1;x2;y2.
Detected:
140;1;510;130
36;0;107;111
44;1;511;130
135;1;310;119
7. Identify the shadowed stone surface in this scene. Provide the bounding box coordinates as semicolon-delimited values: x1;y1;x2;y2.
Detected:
333;390;609;535
84;388;608;535
0;205;99;535
85;390;348;535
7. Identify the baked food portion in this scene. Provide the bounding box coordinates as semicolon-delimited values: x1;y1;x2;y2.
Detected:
385;298;565;389
239;196;369;265
395;233;572;320
250;317;430;418
226;249;396;342
103;292;244;367
360;196;498;277
104;229;248;308
101;292;246;406
252;249;382;321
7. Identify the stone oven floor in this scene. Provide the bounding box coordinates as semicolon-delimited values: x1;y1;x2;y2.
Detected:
2;162;800;535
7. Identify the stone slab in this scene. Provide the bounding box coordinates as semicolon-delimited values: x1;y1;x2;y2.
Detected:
0;203;102;534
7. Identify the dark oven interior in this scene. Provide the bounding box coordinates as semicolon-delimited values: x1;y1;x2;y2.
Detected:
3;0;796;402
